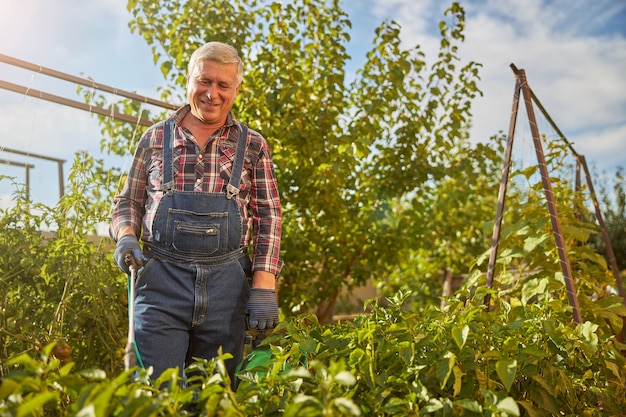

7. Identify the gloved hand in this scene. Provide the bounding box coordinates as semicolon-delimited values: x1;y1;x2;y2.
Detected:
114;234;143;274
247;288;279;330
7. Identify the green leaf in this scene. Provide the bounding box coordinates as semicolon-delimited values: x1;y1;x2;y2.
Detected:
517;400;543;417
382;397;409;414
0;379;20;400
436;351;456;389
76;404;97;417
496;397;520;416
605;360;621;379
451;324;469;349
59;361;76;377
496;359;517;392
78;368;107;380
334;371;356;387
452;365;463;397
521;277;548;305
422;398;443;413
284;394;323;417
453;398;482;413
576;321;599;357
519;345;549;359
299;337;318;354
348;348;365;367
333;397;361;415
529;383;560;415
160;60;172;78
17;391;59;417
523;234;549;253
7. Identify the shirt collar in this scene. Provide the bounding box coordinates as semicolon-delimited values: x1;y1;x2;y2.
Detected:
170;105;241;144
172;105;238;127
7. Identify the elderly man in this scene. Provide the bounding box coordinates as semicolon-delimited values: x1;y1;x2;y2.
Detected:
110;41;283;383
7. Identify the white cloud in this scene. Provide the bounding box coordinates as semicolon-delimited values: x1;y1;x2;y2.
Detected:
570;123;626;169
0;0;161;91
352;0;626;174
371;0;438;34
459;0;626;170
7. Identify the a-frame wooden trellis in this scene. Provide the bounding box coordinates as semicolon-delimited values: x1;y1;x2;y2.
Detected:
485;64;626;324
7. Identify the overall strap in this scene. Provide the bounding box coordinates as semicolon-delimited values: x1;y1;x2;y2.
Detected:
161;119;175;196
160;120;247;199
226;125;249;199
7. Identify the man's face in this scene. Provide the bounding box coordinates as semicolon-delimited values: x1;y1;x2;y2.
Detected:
187;59;240;126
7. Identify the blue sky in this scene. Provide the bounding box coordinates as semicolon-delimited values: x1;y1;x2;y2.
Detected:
0;0;625;209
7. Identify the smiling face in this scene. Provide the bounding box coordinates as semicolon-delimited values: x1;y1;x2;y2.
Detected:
186;59;240;127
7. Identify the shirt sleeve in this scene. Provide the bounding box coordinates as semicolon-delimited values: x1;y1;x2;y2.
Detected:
250;139;283;276
109;133;150;241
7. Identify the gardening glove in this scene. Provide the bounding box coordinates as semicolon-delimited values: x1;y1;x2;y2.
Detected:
114;234;143;274
247;288;279;330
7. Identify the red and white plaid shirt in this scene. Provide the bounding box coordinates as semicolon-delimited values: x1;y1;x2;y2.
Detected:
110;106;283;275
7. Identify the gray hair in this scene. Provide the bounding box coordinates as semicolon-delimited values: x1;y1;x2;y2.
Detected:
188;42;244;85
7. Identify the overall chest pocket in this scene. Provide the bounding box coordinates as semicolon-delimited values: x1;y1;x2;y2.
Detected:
166;209;229;255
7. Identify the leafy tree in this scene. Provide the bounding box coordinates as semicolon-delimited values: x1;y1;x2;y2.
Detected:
379;135;506;309
123;0;494;322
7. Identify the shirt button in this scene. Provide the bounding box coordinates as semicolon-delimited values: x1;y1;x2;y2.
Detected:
195;178;202;186
198;154;203;161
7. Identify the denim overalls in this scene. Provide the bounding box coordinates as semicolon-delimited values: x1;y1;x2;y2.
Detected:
134;119;251;381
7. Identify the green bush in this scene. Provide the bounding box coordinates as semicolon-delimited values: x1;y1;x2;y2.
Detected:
2;121;625;416
0;155;128;377
2;292;625;416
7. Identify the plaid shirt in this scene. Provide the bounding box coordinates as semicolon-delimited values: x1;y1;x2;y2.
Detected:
110;106;283;275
